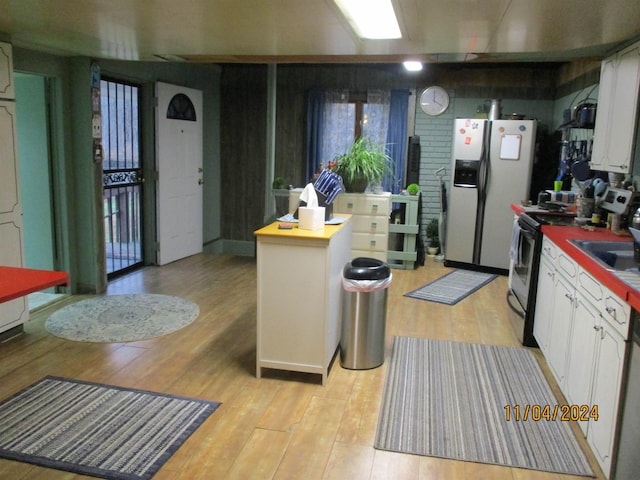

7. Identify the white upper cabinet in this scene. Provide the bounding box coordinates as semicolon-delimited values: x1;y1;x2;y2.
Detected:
591;41;640;173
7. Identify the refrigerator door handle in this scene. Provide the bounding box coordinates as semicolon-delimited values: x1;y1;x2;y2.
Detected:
473;122;491;264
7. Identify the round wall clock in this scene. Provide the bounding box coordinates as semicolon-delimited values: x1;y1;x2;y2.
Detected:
419;86;450;116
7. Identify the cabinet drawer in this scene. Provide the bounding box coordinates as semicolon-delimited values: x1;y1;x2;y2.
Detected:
578;267;631;339
357;196;390;216
578;269;604;304
541;236;559;260
352;249;387;262
351;215;389;234
352;232;387;252
334;193;391;216
557;252;578;279
602;292;631;339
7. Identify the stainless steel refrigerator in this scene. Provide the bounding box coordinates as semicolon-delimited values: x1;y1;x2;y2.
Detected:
444;119;537;272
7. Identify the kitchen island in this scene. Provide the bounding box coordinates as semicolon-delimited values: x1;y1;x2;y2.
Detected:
254;216;352;385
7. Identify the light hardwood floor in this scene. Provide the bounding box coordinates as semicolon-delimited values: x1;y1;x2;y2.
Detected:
0;253;604;479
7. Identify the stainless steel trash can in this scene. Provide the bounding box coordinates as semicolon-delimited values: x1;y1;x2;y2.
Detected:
340;257;392;370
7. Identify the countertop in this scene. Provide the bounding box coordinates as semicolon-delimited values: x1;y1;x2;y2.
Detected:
254;215;351;241
511;203;640;311
0;266;69;303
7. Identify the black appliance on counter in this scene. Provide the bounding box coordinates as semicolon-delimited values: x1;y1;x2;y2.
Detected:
507;211;576;347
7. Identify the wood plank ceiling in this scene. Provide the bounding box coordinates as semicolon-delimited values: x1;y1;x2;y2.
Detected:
0;0;639;63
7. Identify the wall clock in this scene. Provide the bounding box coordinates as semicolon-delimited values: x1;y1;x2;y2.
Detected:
419;86;450;116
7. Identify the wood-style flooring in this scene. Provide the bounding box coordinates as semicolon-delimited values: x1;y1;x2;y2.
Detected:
0;253;604;479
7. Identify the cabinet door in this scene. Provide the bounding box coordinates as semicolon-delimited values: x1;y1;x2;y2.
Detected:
533;257;555;355
591;56;616;170
0;42;14;100
547;273;575;388
607;43;640;173
565;296;598;435
589;323;627;478
0;98;27;332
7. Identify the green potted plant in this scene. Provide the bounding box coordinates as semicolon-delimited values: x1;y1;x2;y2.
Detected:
406;183;420;195
426;218;440;255
332;137;393;193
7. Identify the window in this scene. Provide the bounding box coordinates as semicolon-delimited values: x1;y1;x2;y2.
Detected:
307;88;408;192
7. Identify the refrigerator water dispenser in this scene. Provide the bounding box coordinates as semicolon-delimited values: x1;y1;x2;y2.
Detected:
453;159;480;188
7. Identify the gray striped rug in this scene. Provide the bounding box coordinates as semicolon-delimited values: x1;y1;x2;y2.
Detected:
404;269;497;305
0;376;220;480
375;337;594;476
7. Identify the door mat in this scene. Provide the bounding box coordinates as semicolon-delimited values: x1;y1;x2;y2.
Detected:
0;376;221;480
375;336;594;476
404;269;497;305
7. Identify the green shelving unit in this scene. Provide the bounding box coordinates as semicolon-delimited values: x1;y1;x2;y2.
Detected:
387;194;420;269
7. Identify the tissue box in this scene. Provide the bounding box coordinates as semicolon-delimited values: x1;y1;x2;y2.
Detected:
546;190;576;204
293;189;333;220
298;206;325;230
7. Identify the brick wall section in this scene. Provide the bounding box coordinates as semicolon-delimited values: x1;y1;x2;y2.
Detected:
413;90;454;245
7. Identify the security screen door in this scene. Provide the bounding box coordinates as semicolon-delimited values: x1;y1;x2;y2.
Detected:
101;78;143;276
155;82;203;265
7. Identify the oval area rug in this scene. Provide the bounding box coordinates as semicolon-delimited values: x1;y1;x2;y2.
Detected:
45;294;200;343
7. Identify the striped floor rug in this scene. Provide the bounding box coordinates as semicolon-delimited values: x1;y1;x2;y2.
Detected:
404;269;497;305
375;337;594;476
0;376;221;480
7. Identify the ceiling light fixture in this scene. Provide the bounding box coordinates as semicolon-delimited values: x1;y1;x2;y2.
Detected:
403;61;423;72
334;0;402;39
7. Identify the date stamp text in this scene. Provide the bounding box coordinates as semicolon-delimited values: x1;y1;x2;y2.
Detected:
504;404;599;422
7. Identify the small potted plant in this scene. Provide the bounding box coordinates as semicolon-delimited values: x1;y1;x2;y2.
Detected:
332;137;393;193
406;183;420;195
426;218;440;256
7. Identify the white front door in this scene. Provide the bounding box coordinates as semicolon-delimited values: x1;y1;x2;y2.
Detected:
156;82;203;265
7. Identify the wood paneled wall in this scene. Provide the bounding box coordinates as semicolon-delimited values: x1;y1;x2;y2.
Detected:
220;65;268;241
220;62;588;244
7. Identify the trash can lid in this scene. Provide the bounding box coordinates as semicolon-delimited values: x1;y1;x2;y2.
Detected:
343;257;390;280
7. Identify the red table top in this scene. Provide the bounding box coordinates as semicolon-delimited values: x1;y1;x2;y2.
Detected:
0;266;69;304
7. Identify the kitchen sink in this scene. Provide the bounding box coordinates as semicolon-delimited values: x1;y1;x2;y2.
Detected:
568;239;638;272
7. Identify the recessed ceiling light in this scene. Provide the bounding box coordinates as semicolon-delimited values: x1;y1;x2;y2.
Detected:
334;0;402;39
403;61;423;72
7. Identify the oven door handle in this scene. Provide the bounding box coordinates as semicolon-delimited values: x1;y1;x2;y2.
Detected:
506;290;525;319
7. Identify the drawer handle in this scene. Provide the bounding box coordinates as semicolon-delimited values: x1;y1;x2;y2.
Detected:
605;306;616;317
370;240;376;246
372;204;379;210
371;222;377;229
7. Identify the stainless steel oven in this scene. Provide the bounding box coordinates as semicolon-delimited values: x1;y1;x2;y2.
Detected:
507;213;541;347
507;212;576;347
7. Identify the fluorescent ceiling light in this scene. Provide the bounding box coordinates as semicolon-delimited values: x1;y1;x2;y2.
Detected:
403;61;423;71
334;0;402;39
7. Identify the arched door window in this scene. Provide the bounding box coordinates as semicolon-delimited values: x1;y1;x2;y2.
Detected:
166;93;196;121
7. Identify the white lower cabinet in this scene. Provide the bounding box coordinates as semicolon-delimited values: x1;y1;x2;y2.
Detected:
536;236;630;479
565;294;598;435
534;237;559;355
546;271;574;388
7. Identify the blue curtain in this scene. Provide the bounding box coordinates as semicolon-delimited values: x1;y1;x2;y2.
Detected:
384;89;410;193
306;88;325;183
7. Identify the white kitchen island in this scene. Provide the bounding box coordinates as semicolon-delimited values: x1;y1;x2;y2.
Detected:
254;216;352;385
